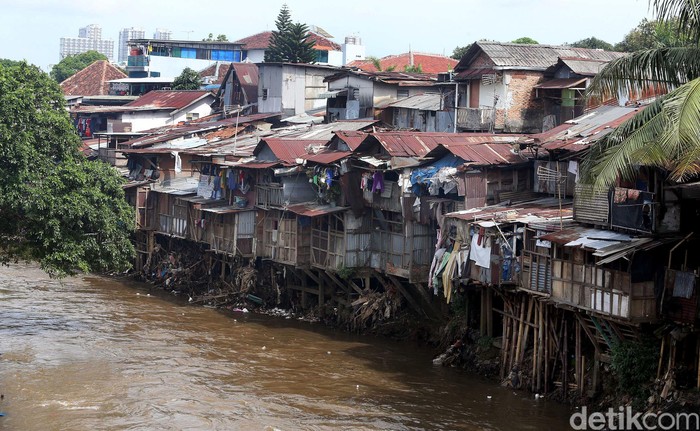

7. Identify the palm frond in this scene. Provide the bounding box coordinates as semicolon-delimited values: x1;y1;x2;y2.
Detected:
657;77;700;179
587;47;700;100
580;97;667;187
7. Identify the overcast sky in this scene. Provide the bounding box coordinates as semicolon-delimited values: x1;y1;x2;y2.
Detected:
2;0;653;71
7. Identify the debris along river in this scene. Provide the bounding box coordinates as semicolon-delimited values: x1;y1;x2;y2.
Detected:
0;264;572;430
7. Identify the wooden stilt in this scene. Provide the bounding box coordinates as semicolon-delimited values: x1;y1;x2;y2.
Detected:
576;317;582;396
514;295;527;366
544;304;550;394
301;270;308;309
657;336;666;379
562;319;568;400
486;288;493;337
480;287;487;336
518;296;535;364
500;299;510;380
696;334;700;389
531;300;538;392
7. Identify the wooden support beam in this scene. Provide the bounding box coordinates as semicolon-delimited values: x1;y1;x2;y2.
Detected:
574;313;601;355
302;268;322;287
385;274;424;316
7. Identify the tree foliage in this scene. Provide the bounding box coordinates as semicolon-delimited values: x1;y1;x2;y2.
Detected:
583;0;700;188
203;33;229;42
571;37;614;51
614;17;691;52
172;67;202;90
404;64;423;73
265;5;316;63
451;45;469;60
50;50;107;83
511;37;539;44
0;61;134;276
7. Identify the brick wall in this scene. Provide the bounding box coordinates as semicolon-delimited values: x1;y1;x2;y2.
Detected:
498;71;545;133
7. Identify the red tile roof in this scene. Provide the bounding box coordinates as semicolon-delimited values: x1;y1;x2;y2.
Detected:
234;31;272;50
307;32;341;51
125;90;212;110
60;60;127;96
234;30;340;51
347;53;458;74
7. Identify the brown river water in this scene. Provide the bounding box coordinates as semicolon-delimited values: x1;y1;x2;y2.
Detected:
0;263;573;430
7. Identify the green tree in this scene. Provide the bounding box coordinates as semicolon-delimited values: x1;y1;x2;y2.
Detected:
265;5;316;63
50;50;107;83
571;37;614;51
451;45;469;60
203;33;229;42
364;56;395;72
583;0;700;187
511;37;539;44
172;67;202;90
613;18;690;52
404;64;423;73
0;61;134;276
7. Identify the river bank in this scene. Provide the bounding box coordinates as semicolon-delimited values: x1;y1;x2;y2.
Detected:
129;244;700;428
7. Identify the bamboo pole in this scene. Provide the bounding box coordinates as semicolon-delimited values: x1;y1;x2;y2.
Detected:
696;334;700;389
576;317;582;396
537;300;545;392
544;304;550;394
531;300;538;392
518;296;535;364
563;319;569;400
657;336;666;380
514;295;527;367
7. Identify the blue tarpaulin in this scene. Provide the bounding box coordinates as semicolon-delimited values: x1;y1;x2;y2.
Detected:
410;154;463;195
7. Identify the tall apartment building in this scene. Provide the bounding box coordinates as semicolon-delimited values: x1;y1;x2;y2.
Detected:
60;24;114;60
153;28;172;40
118;27;146;63
78;24;101;39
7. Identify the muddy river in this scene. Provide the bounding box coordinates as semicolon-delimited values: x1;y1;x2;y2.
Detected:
0;263;573;430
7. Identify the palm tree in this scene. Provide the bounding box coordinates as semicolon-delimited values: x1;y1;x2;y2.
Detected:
582;0;700;188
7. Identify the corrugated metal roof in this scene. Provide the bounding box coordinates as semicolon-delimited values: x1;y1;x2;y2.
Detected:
455;41;626;72
201;205;254;214
373;131;529;158
558;57;609;76
125;90;212;110
325;69;437;85
454;68;495;80
150;177;199;195
285;202;348;217
538;226;639;253
257;139;326;165
334;130;368;151
230;63;259;105
388;93;442;110
441;142;530;166
534;77;587;89
447;197;573;223
302;150;352;164
533;105;643;152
